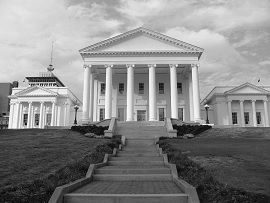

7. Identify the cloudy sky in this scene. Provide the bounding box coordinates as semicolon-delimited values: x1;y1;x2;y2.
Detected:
0;0;270;101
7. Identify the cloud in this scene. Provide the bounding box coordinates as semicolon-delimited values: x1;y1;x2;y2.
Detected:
259;60;270;66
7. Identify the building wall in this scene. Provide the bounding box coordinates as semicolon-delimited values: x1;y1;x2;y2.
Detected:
93;72;189;121
0;83;12;116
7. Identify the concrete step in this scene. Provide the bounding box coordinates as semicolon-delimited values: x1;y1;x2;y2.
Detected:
110;156;163;161
108;161;164;166
117;152;160;157
95;168;171;174
64;194;188;203
93;174;172;181
122;149;158;152
96;165;168;169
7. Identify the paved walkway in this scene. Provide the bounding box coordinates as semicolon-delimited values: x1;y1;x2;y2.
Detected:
64;122;189;203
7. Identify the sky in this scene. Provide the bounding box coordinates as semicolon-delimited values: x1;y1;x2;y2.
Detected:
0;0;270;101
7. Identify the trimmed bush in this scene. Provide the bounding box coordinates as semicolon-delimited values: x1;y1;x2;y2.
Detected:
71;125;109;135
0;138;120;203
158;140;270;203
173;124;212;137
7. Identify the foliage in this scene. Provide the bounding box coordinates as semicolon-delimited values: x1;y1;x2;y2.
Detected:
0;139;120;203
71;125;109;135
173;124;212;137
158;140;270;203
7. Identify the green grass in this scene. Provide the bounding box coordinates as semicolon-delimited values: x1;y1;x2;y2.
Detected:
0;129;109;190
162;127;270;196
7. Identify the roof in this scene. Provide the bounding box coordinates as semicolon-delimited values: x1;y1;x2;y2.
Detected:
79;27;204;59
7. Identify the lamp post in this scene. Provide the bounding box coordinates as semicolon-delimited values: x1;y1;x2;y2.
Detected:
74;105;79;125
204;104;210;124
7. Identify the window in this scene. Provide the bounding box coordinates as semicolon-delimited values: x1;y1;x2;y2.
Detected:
244;112;249;124
119;83;124;95
100;108;105;121
139;83;144;94
177;83;182;94
46;114;52;126
256;112;261;124
159;108;165;121
23;114;28;126
232;112;238;124
35;114;40;126
159;83;164;94
100;83;105;95
178;108;183;121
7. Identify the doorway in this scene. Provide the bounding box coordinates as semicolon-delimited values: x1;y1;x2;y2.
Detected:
137;110;146;121
118;108;125;121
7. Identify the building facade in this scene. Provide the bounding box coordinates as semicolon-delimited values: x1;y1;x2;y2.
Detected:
8;70;81;129
79;27;204;123
202;82;270;127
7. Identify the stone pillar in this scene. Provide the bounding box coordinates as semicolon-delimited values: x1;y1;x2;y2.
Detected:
252;100;257;127
126;64;134;121
82;65;91;122
8;103;14;129
39;102;44;128
239;100;245;127
105;64;113;119
27;102;32;128
89;72;95;122
51;102;56;126
227;100;232;125
148;64;157;121
169;64;178;119
16;102;22;129
64;102;68;126
188;72;194;121
263;100;269;127
191;64;201;121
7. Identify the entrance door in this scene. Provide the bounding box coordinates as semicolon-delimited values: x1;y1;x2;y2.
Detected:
118;108;125;121
158;108;165;121
137;110;146;121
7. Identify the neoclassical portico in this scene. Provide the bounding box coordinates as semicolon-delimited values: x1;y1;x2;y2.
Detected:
80;27;204;122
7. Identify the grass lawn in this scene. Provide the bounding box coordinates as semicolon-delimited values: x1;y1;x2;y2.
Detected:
164;127;270;196
0;129;109;190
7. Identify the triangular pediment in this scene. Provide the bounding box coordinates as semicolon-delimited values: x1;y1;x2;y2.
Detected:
15;86;58;97
79;27;203;54
225;83;270;95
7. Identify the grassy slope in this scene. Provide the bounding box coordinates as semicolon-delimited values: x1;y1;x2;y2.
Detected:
165;127;270;195
0;129;109;190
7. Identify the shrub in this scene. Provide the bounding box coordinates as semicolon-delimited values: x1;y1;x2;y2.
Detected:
173;124;212;137
71;125;109;135
0;139;120;203
158;140;270;203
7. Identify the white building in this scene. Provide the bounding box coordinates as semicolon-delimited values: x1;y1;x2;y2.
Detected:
79;27;204;123
8;68;81;129
202;82;270;127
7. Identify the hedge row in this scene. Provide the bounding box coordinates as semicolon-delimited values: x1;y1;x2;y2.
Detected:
173;124;212;137
71;125;109;135
0;138;121;203
158;141;270;203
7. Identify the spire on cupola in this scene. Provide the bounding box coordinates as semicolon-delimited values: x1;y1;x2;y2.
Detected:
47;41;54;72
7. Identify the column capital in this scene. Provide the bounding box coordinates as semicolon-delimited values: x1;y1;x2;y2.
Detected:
126;64;134;68
148;64;156;68
263;99;268;102
239;100;244;103
191;63;199;68
105;64;113;68
28;101;32;104
227;100;232;103
40;101;45;104
251;99;257;102
169;64;178;68
83;64;91;69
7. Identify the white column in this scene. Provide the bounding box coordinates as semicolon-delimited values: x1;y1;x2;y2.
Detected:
51;102;56;126
252;100;257;127
239;100;245;127
126;64;135;121
82;65;91;122
8;103;14;129
89;72;95;122
105;64;113;119
191;64;201;121
64;102;68;126
263;99;269;127
227;100;232;125
17;102;23;129
57;105;61;126
148;64;157;121
27;102;32;128
169;64;178;119
93;79;98;121
188;72;194;121
39;102;44;128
